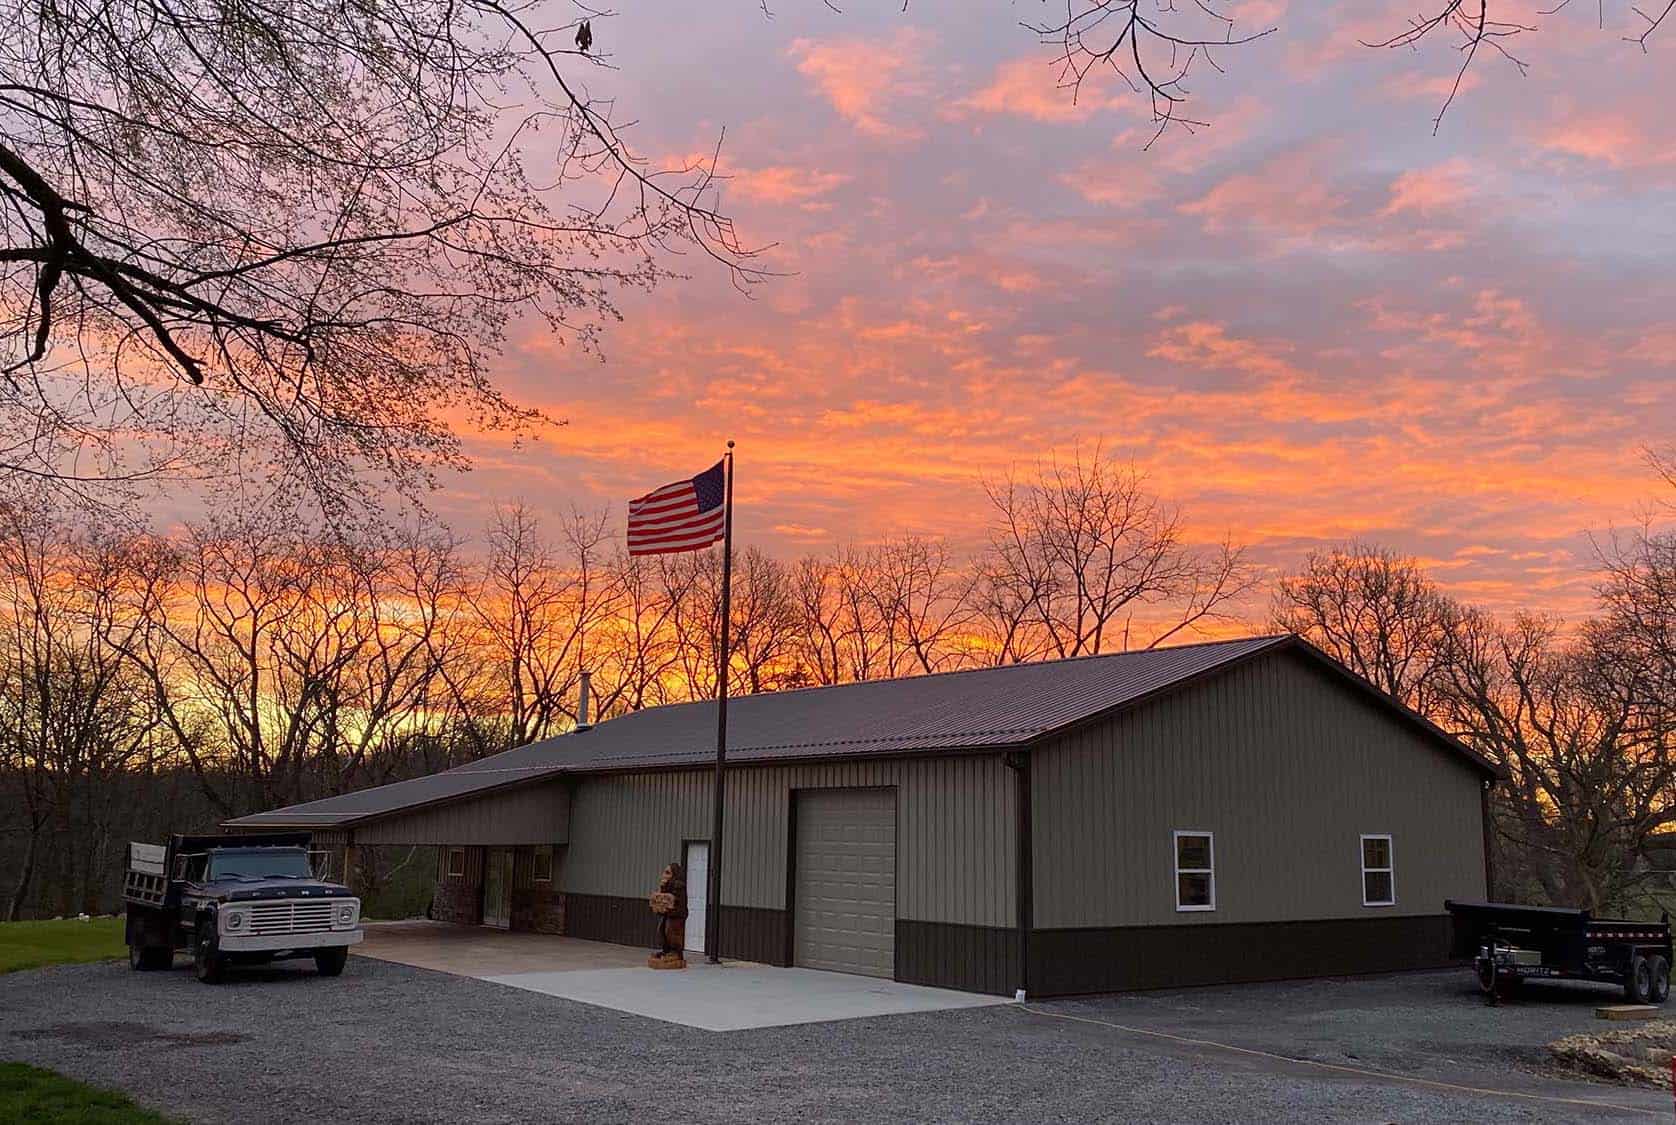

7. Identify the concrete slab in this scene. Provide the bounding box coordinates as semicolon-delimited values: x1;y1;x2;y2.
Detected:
356;920;649;976
481;960;1011;1031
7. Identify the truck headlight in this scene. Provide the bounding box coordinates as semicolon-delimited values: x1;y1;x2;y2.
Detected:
223;909;246;932
334;900;360;928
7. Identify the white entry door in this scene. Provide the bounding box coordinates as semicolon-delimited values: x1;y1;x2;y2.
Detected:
684;841;709;955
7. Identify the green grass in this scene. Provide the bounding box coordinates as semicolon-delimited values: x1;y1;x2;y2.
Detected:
0;917;127;973
0;1063;177;1124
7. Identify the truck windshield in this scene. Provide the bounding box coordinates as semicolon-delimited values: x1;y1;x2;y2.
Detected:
206;848;313;880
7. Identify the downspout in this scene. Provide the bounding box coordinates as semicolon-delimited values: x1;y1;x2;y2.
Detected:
1480;778;1496;902
1004;751;1032;999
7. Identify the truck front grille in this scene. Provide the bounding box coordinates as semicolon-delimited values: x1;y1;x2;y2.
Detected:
246;900;337;936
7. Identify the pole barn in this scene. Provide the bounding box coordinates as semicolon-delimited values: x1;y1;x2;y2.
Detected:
228;635;1498;997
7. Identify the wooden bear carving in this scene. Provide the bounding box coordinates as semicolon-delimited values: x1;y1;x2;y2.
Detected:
647;861;688;969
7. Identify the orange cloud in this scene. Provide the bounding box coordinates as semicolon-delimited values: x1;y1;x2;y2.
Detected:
789;30;932;140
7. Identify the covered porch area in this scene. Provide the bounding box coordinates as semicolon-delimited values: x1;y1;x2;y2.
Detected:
258;773;576;938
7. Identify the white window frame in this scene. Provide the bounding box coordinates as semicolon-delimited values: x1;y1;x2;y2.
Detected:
1360;834;1396;907
1173;830;1216;912
445;847;465;879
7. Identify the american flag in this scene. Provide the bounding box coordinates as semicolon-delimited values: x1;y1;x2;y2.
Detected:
628;460;727;556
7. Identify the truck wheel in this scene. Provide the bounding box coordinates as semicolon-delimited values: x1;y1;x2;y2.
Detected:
130;944;172;971
1475;958;1498;995
1626;955;1654;1004
194;938;226;985
314;947;349;977
1651;956;1671;1004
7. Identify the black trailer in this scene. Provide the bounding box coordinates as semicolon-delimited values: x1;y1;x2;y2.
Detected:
1446;899;1673;1003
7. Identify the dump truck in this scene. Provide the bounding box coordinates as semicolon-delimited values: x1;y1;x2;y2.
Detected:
124;832;363;984
1447;899;1672;1003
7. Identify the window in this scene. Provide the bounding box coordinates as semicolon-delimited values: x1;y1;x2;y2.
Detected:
1174;831;1215;912
533;846;553;883
1361;835;1395;906
445;848;465;879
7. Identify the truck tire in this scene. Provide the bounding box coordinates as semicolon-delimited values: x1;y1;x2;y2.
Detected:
129;944;172;971
1626;955;1654;1004
194;937;226;984
1651;956;1671;1004
314;946;349;977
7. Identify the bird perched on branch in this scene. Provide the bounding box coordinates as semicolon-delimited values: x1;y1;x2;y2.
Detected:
576;20;593;53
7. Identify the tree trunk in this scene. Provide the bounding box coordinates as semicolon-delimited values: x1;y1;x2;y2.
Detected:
6;828;39;922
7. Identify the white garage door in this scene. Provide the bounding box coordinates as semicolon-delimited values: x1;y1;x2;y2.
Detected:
794;788;896;978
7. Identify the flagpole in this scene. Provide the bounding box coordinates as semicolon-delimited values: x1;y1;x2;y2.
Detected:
706;440;734;964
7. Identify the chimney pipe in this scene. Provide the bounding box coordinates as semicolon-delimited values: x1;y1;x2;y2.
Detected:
577;670;592;731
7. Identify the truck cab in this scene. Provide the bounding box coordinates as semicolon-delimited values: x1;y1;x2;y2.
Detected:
125;832;364;983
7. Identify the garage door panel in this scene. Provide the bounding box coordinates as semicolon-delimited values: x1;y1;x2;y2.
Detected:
794;788;896;978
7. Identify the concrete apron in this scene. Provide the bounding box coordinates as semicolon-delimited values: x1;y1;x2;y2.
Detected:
481;962;1011;1032
356;920;1008;1031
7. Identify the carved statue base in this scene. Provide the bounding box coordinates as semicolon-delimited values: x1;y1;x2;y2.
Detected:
647;861;691;971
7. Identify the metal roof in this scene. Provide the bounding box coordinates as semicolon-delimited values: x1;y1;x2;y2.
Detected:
225;634;1493;830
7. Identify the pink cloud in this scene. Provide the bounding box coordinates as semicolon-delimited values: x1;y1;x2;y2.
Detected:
1382;158;1475;216
1179;154;1348;236
727;164;851;205
957;57;1131;123
789;29;932;140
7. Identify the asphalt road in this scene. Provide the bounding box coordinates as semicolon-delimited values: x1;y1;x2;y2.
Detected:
1;958;1667;1123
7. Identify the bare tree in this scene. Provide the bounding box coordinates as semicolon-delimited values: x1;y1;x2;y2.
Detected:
1363;1;1672;131
0;488;157;916
1;0;753;504
666;546;801;697
1270;541;1466;717
978;450;1253;661
1022;1;1668;136
590;551;695;714
1439;612;1675;913
446;505;621;750
1025;0;1277;146
866;536;976;676
114;507;333;814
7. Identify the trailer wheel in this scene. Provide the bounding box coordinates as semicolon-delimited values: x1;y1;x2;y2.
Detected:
1651;956;1670;1004
194;937;226;985
1626;955;1655;1004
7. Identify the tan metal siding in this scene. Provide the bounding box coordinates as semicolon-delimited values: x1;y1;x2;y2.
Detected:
559;754;1014;928
350;780;570;846
1033;648;1487;928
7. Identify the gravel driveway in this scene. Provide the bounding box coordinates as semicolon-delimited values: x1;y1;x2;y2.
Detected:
1;958;1666;1123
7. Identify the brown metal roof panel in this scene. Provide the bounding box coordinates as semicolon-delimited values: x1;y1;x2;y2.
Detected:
225;635;1293;828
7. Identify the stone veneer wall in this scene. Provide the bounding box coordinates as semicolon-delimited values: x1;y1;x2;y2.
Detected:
431;845;484;925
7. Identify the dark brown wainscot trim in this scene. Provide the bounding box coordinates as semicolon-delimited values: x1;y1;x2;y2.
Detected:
1029;914;1458;997
561;893;788;964
896;919;1019;996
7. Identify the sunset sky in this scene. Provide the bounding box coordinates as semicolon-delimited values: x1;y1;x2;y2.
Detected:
429;0;1675;624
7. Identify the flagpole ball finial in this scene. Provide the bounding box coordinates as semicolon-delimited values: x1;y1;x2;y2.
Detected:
726;439;735;449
